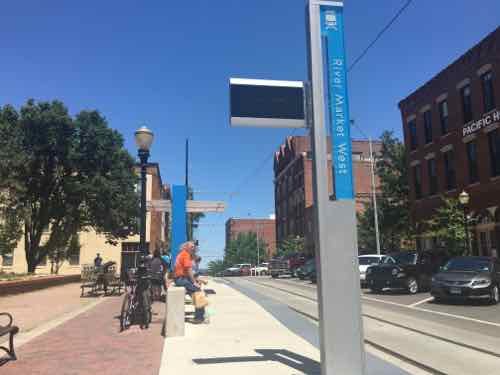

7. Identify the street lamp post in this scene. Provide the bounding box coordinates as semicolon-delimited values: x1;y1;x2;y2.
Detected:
351;120;381;255
135;126;154;259
459;190;470;255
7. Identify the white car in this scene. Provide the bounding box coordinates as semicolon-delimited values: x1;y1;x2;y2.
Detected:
359;255;385;284
251;263;269;275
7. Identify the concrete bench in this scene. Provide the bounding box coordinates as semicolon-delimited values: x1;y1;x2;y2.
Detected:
162;287;186;337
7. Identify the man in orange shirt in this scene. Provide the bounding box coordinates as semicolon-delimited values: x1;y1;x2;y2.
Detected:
174;241;205;323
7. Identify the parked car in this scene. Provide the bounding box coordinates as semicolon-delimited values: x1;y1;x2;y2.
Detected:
431;256;500;304
365;251;449;294
269;253;307;278
251;262;269;275
296;259;316;280
309;267;317;283
223;263;252;276
358;255;385;286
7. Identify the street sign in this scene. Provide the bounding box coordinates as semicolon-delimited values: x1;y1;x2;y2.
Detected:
147;200;172;212
147;200;225;213
320;4;354;200
229;78;306;128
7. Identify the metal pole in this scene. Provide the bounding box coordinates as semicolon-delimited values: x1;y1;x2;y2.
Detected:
257;224;260;276
351;119;381;255
464;206;470;255
139;149;149;257
307;2;366;374
369;137;381;255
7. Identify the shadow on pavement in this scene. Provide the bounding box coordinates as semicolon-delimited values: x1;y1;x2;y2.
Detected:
193;348;320;374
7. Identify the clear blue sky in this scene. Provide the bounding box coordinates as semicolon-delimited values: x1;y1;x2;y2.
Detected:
1;1;499;265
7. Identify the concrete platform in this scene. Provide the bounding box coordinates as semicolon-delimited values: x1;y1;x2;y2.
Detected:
160;280;415;375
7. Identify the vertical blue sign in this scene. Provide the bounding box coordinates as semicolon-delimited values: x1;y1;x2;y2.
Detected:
320;4;354;200
171;185;187;270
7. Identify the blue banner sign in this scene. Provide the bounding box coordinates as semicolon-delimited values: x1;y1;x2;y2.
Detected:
320;4;354;200
171;185;187;269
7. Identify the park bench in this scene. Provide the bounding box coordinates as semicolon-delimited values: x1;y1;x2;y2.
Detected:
0;312;19;363
103;265;123;295
80;264;99;297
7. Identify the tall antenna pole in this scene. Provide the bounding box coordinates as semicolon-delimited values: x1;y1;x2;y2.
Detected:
185;138;189;188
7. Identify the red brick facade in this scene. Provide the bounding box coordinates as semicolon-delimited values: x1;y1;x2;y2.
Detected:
225;218;277;258
273;136;381;255
399;27;500;255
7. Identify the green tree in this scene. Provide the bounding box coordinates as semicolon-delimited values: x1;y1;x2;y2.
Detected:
0;100;139;273
357;131;415;252
423;197;467;256
277;235;305;257
207;259;226;276
224;232;268;265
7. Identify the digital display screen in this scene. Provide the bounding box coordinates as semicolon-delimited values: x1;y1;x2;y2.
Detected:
230;84;304;120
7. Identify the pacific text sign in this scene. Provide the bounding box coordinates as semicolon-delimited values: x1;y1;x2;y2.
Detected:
462;109;500;137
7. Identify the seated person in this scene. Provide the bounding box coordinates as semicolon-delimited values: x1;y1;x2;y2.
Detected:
174;241;205;324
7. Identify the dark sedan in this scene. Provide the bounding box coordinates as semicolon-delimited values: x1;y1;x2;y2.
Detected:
431;256;500;304
365;251;448;294
296;259;316;280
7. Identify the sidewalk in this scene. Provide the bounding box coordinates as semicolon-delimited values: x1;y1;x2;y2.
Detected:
1;295;165;375
160;280;321;374
1;282;97;335
160;280;423;375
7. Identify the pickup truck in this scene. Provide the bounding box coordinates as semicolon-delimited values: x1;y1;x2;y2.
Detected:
269;253;307;278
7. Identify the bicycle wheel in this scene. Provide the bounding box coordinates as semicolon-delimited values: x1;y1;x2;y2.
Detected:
141;289;152;328
120;293;133;331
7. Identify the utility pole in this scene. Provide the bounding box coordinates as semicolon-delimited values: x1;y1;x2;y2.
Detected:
351;120;381;255
256;223;261;276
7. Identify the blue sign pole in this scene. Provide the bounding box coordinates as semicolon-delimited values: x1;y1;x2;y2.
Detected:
320;4;354;200
170;185;187;269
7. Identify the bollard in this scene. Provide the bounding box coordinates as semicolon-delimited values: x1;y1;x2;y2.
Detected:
164;286;185;337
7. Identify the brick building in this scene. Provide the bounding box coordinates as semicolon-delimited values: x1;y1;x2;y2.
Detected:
273;136;381;255
399;27;500;255
225;217;277;258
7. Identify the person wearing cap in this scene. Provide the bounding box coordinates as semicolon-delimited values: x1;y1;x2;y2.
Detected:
174;241;205;323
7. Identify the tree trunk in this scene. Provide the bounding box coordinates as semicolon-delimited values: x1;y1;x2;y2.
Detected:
24;224;41;274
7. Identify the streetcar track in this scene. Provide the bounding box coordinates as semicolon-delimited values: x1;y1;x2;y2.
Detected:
231;277;500;374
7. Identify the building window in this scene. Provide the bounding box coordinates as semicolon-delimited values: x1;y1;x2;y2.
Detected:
488;129;500;177
481;71;496;113
461;85;473;123
423;110;433;144
2;251;14;267
438;100;449;135
408;120;418;150
413;164;422;199
466;141;479;184
443;150;456;190
427;158;437;195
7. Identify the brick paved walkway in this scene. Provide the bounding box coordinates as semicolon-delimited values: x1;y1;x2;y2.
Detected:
1;282;97;335
1;296;166;375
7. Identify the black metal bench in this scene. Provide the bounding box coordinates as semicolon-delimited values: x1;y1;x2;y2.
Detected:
80;265;99;297
0;313;18;364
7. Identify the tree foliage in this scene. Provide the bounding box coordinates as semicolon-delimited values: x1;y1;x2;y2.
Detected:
423;197;467;257
224;232;268;266
357;131;415;252
277;235;305;257
0;100;140;273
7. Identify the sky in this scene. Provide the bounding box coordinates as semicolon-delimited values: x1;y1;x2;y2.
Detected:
1;1;499;266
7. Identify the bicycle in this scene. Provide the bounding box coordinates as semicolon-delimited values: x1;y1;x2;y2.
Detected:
120;267;152;331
